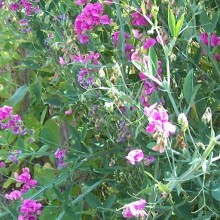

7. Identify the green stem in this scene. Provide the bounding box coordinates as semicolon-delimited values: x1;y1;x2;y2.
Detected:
169;136;217;191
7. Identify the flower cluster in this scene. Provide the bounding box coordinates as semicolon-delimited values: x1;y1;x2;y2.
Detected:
0;105;26;135
7;150;22;163
74;52;100;87
125;149;155;166
77;69;95;87
18;199;42;220
5;167;38;201
59;51;101;87
9;0;40;16
122;199;148;219
74;2;112;44
5;168;41;219
112;31;130;47
54;148;67;168
112;31;134;58
144;103;176;153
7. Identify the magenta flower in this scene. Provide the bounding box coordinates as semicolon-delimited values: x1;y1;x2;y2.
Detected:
131;9;150;26
214;54;220;61
200;33;220;47
9;2;20;11
122;199;148;218
74;3;112;43
0;161;5;168
200;32;209;45
78;34;90;44
54;148;66;159
14;167;38;190
18;199;42;220
112;31;130;47
125;149;144;165
5;190;22;200
143;38;156;49
0;105;13;120
76;0;89;5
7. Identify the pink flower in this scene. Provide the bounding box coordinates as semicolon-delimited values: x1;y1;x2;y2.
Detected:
54;148;66;159
112;31;130;47
200;33;220;47
78;34;90;44
9;3;20;11
0;105;13;120
125;43;134;60
211;34;219;47
14;167;38;189
200;32;208;45
76;0;89;5
5;190;22;200
125;149;144;165
0;161;5;168
59;57;67;65
132;29;142;38
131;9;150;26
214;54;220;61
144;103;176;153
74;2;112;43
122;199;148;218
65;109;72;115
143;38;156;49
18;199;42;220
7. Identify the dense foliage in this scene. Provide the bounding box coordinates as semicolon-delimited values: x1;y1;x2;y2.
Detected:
0;0;220;219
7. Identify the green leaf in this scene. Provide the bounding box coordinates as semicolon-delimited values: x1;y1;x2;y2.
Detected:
85;193;101;209
103;195;116;208
5;85;29;106
22;59;40;70
158;182;170;193
40;206;59;220
30;81;42;101
200;11;212;33
141;0;146;16
40;119;61;146
175;13;184;37
51;179;104;220
183;69;194;104
23;114;41;133
211;177;220;201
211;12;219;32
168;7;176;37
34;164;55;185
148;47;158;77
189;84;201;106
173;201;194;219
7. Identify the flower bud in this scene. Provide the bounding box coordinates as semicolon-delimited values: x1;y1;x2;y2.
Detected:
178;113;188;132
202;107;212;125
